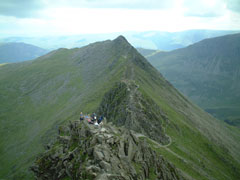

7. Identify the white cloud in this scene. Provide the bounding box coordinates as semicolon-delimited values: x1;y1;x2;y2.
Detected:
183;0;227;17
38;7;196;34
0;0;239;37
41;0;175;10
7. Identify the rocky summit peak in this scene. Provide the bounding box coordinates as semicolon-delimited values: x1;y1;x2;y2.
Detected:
113;35;130;46
114;35;128;42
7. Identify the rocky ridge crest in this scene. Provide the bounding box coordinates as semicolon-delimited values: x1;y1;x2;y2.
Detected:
98;80;170;145
31;119;183;180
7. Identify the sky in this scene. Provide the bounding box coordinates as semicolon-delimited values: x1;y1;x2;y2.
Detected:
0;0;240;36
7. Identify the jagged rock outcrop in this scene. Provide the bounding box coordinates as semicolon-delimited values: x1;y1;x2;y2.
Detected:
98;81;170;145
31;120;183;180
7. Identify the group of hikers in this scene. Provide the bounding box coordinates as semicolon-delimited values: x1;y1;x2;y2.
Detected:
79;112;104;126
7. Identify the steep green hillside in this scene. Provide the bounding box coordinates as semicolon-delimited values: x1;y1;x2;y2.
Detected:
147;33;240;125
0;42;48;63
0;38;130;179
1;36;240;180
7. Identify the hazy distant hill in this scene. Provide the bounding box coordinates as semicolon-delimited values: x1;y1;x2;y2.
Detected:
1;30;238;50
136;47;158;56
134;29;240;50
1;36;240;179
147;33;240;126
0;42;48;63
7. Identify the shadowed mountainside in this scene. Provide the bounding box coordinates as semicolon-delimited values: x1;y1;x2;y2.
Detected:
147;33;240;126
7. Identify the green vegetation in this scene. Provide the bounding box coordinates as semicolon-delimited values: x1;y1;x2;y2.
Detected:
146;33;240;127
0;36;240;179
148;167;158;180
224;118;240;128
133;162;142;174
0;63;7;66
0;40;128;178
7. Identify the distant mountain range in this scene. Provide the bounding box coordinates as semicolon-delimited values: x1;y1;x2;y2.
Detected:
0;42;48;63
1;36;240;179
146;33;240;127
1;29;239;50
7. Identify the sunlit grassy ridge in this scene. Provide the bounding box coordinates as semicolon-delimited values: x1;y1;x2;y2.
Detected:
0;40;128;178
0;36;240;179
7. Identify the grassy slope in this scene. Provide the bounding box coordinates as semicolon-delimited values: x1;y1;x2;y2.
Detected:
0;40;128;178
122;46;240;179
0;36;240;179
146;33;240;124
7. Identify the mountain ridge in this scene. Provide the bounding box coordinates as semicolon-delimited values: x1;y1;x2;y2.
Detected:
0;36;240;179
31;119;183;179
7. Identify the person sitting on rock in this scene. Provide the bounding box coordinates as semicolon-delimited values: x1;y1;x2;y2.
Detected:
91;112;97;123
97;116;103;125
80;112;84;121
86;114;93;124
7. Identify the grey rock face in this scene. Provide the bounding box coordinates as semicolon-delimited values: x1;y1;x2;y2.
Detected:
31;120;183;180
98;81;170;145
